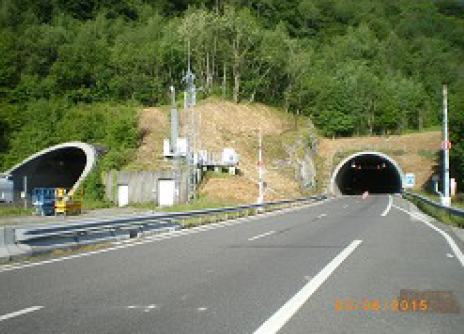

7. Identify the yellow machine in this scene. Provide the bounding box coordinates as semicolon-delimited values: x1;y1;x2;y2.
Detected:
54;188;83;215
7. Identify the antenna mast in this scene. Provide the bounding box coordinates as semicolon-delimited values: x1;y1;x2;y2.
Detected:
183;40;197;201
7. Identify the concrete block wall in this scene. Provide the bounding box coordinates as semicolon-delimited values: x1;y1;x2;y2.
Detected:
103;170;189;205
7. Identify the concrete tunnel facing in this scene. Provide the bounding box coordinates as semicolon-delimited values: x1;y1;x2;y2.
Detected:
330;152;404;195
4;142;97;200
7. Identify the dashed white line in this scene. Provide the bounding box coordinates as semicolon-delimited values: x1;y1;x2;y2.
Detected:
393;204;464;267
248;231;276;241
381;195;392;217
0;306;43;322
253;240;363;334
317;214;327;218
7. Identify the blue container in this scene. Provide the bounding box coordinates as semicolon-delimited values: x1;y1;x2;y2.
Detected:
33;188;56;216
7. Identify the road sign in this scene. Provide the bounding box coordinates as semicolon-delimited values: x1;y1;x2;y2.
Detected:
441;141;451;150
404;173;415;188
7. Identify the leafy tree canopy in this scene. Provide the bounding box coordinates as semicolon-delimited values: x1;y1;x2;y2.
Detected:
1;0;464;193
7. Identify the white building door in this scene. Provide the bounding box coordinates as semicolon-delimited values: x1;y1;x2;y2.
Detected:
117;184;129;207
158;179;175;207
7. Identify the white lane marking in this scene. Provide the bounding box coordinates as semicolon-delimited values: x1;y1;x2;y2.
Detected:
0;198;334;273
317;214;327;218
381;195;393;217
343;205;348;209
392;204;464;267
0;306;43;322
127;305;157;312
447;253;454;258
248;231;276;241
253;240;362;334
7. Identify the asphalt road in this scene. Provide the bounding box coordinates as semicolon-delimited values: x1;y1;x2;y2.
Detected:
0;195;463;333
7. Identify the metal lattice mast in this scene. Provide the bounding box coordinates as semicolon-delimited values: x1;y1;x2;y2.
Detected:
183;41;197;201
170;86;180;204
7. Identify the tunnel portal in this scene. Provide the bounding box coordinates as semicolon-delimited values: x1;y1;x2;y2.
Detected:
5;142;97;199
330;152;404;195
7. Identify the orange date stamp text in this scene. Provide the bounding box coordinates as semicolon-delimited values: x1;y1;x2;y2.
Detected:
334;298;428;312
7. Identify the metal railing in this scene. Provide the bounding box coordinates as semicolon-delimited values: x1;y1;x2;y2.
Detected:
402;191;464;218
1;194;327;261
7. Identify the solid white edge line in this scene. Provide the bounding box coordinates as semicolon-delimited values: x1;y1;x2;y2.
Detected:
253;240;363;334
0;198;335;273
381;195;393;217
248;231;276;241
0;306;43;322
392;204;464;267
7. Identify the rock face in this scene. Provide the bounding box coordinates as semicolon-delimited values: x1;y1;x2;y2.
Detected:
272;120;319;194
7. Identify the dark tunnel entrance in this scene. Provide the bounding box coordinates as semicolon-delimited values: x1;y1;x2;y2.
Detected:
11;147;87;196
330;152;403;195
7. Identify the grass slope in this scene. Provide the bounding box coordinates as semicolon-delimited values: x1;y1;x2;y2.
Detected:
125;97;310;204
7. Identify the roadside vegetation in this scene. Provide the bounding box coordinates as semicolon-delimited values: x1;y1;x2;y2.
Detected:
405;190;464;228
408;190;464;210
129;193;243;213
0;205;34;217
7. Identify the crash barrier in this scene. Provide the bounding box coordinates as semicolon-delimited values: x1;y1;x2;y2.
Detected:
402;192;464;227
0;194;327;262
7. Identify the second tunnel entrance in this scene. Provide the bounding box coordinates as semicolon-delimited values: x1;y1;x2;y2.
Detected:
330;152;404;195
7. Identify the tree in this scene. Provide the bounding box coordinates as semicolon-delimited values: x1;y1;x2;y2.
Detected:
221;5;262;103
110;13;168;104
0;29;19;101
177;8;218;93
50;17;111;102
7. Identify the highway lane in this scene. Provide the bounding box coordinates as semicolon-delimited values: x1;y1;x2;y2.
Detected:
0;195;463;333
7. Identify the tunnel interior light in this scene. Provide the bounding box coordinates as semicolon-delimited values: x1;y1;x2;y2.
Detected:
333;153;403;195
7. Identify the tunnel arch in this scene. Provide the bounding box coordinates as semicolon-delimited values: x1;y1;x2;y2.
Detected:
330;151;404;195
5;142;97;198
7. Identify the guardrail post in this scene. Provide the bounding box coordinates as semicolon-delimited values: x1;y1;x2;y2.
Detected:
0;227;32;261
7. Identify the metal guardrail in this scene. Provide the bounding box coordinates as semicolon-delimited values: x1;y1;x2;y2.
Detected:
402;191;464;218
1;194;327;262
16;195;326;241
